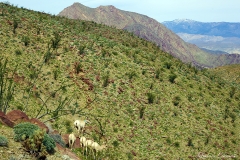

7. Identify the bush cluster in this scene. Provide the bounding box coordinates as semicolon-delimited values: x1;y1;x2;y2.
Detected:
13;122;39;141
0;135;8;146
14;122;56;157
49;134;66;148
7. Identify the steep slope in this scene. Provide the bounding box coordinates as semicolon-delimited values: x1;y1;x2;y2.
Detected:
209;64;240;84
58;3;240;68
0;3;240;160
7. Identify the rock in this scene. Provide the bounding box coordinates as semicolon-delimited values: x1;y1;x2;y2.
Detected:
56;143;80;160
6;110;29;124
62;155;71;160
0;111;15;128
29;118;49;133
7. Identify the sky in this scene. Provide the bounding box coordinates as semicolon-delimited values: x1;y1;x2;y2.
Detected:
1;0;240;22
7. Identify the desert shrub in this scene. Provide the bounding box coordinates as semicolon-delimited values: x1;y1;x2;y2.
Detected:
49;134;66;147
13;19;18;34
15;49;22;55
187;138;194;147
112;140;119;148
127;152;134;160
229;86;236;98
127;71;137;80
174;142;180;148
103;74;110;87
44;50;52;63
173;96;181;106
51;31;61;50
0;135;8;146
43;133;56;153
166;137;171;144
78;45;86;55
21;36;30;46
147;93;155;104
13;122;39;141
155;68;161;79
22;129;47;159
169;74;177;83
164;61;172;69
139;106;146;119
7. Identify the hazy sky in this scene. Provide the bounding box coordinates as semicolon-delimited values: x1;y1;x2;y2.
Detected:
1;0;240;22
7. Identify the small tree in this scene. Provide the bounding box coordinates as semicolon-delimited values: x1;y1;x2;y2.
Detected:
0;59;16;113
13;19;18;34
51;31;61;52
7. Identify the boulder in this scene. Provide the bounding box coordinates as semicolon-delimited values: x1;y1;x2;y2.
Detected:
56;143;80;160
0;111;15;128
6;110;29;124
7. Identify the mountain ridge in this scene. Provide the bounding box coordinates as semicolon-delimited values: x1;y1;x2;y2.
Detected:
163;19;240;38
163;19;240;54
59;3;240;68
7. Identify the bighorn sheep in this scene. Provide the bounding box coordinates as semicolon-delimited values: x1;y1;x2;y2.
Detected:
74;119;90;135
91;141;107;160
68;133;76;150
80;136;87;148
85;139;94;157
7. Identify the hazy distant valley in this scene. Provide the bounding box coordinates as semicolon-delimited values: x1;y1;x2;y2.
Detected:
163;19;240;54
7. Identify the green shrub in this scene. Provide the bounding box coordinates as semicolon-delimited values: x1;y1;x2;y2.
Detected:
0;135;8;146
174;142;180;148
22;129;47;159
13;122;39;141
21;36;30;46
103;74;110;87
139;106;146;119
15;49;22;55
43;133;56;153
169;74;177;83
147;93;155;104
78;45;86;55
127;71;137;80
155;69;161;79
164;62;172;69
49;134;66;148
112;140;119;148
173;96;181;106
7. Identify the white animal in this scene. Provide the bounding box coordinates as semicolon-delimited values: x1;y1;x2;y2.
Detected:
85;139;94;157
68;133;76;150
80;136;87;148
74;119;91;134
91;141;107;160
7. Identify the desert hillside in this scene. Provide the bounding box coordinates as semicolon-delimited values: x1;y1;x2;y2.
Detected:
0;2;239;160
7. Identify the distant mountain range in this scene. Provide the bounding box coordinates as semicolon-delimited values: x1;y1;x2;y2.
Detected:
59;3;240;68
163;19;240;54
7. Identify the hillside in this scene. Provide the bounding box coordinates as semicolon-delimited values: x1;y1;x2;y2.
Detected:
209;64;240;84
163;20;240;54
0;2;240;160
58;3;240;68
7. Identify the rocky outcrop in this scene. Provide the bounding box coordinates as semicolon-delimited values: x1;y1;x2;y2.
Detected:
6;110;29;124
2;110;49;134
0;111;15;128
